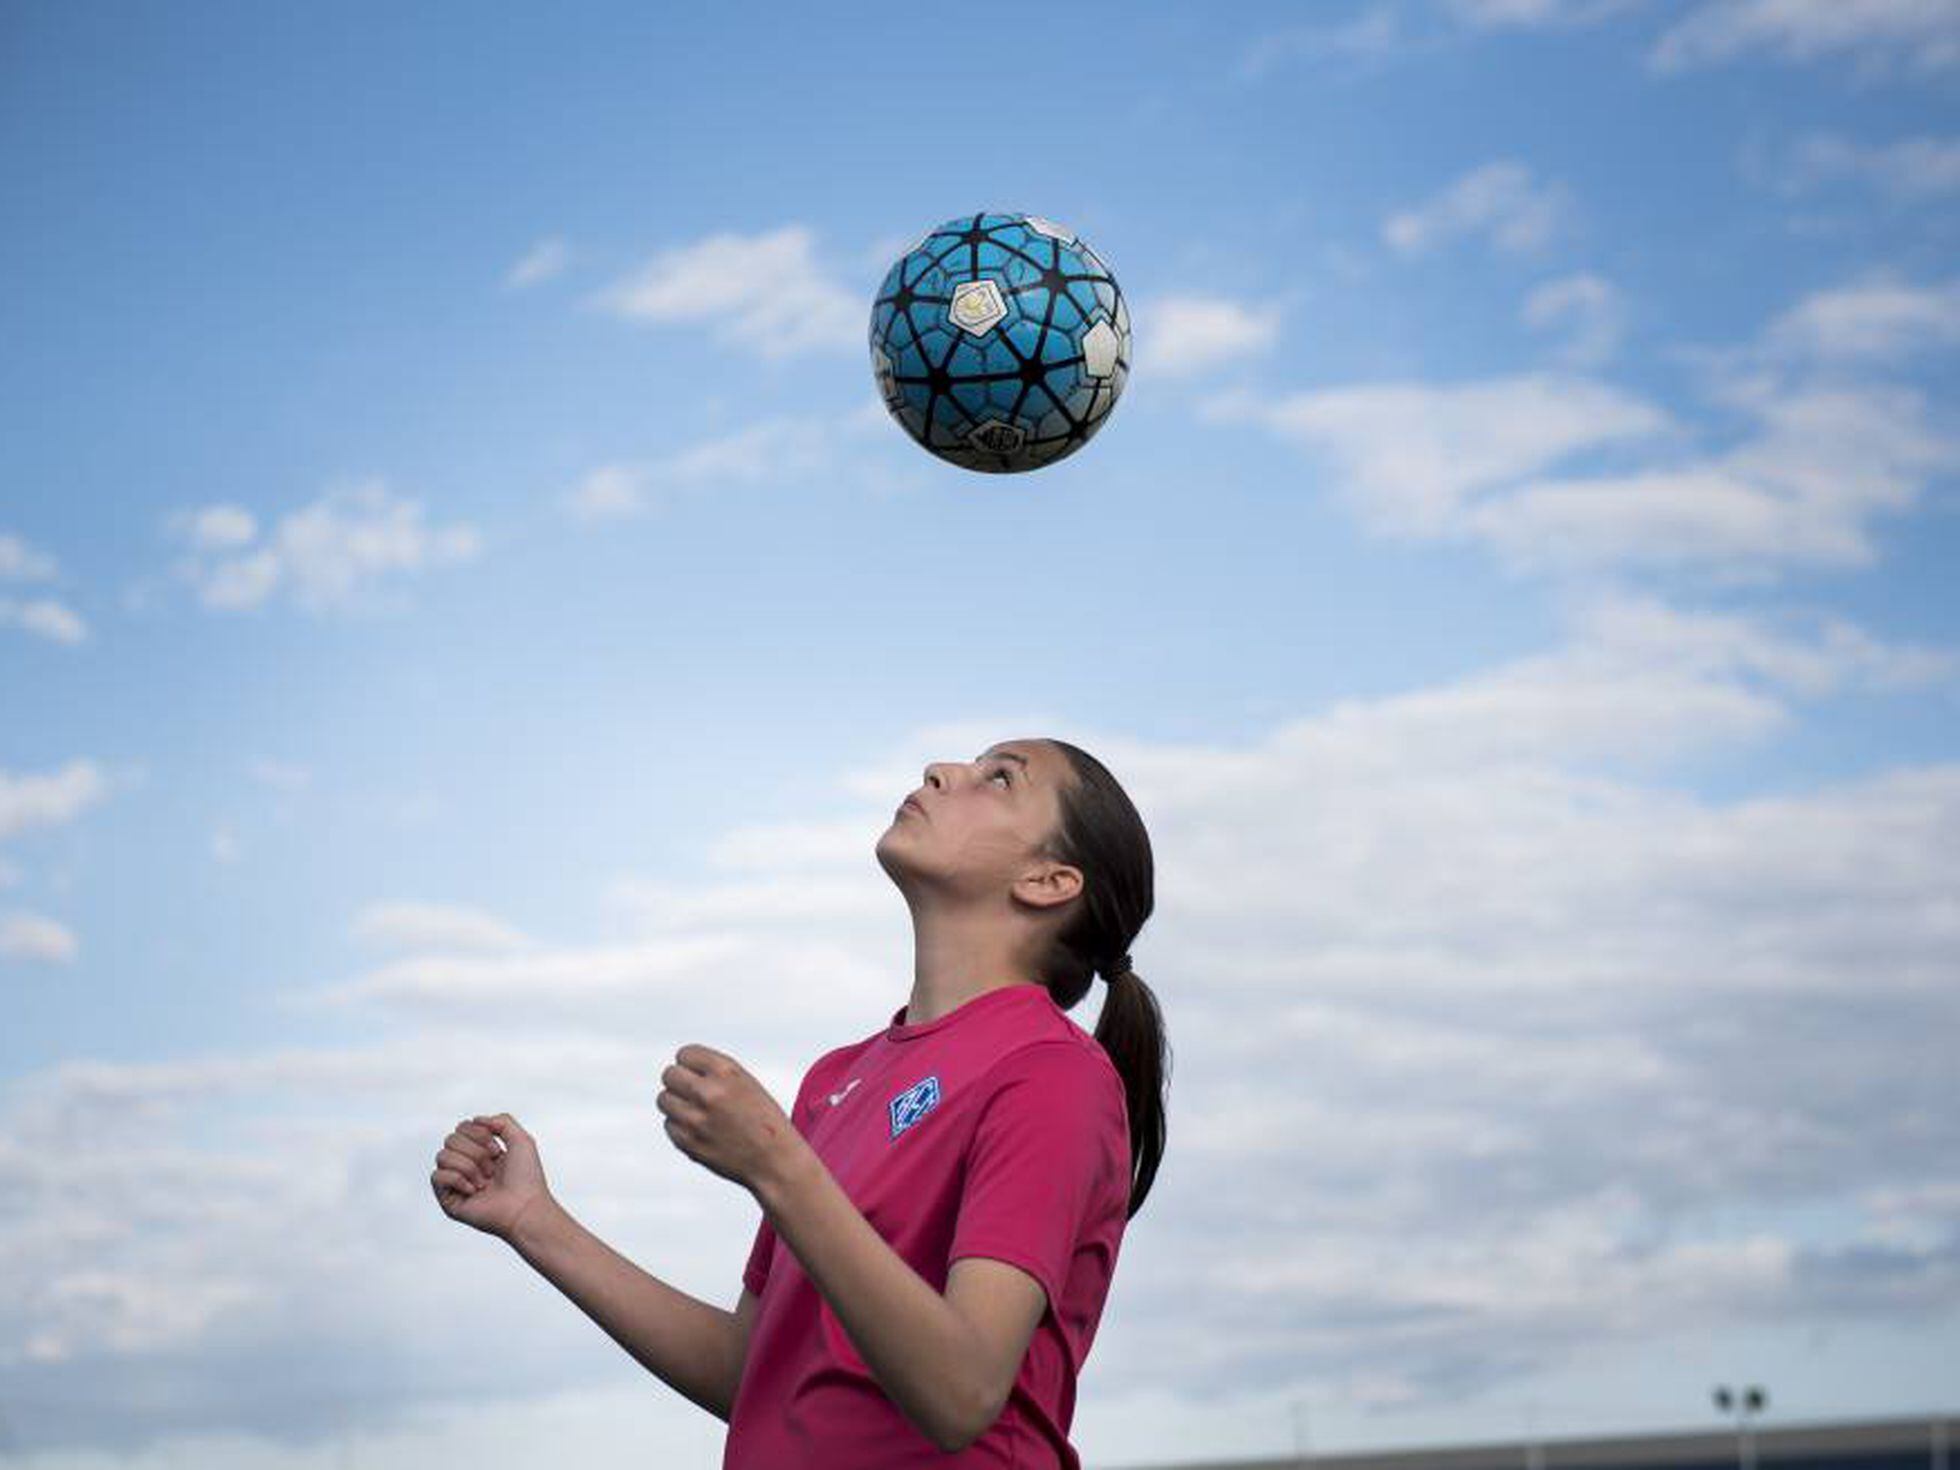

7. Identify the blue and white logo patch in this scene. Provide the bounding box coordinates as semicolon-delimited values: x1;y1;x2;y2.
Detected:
888;1075;942;1140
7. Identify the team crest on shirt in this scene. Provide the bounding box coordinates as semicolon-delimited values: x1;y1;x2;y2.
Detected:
888;1075;942;1139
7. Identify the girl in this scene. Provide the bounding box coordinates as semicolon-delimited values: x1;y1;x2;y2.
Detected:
432;737;1169;1467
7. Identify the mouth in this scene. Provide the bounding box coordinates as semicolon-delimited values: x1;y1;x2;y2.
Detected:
899;796;925;818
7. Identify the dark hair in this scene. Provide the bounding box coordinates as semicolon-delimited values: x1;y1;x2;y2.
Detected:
1032;739;1169;1220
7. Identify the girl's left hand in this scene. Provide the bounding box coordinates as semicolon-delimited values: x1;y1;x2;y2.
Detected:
657;1044;800;1193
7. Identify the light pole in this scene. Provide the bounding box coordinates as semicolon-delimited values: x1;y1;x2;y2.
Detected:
1712;1384;1768;1470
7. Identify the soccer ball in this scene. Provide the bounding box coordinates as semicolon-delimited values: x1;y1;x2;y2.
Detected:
870;213;1130;474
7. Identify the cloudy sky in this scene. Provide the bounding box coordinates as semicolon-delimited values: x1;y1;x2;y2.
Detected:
3;1;1957;1465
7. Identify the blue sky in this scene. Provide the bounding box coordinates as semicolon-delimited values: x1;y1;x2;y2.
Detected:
2;1;1957;1465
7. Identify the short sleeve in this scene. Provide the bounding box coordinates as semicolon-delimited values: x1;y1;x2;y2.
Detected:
948;1042;1126;1313
741;1213;776;1297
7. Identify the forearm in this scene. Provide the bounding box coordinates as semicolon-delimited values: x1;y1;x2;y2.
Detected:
507;1196;746;1422
751;1141;987;1452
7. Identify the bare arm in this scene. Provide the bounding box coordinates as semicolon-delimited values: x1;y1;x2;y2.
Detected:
508;1196;758;1422
751;1144;1046;1452
646;1048;1048;1451
433;1114;759;1420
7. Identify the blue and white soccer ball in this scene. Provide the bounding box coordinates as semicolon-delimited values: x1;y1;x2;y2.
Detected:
870;212;1130;474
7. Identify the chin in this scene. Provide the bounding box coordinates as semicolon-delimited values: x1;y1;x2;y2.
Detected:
874;829;920;880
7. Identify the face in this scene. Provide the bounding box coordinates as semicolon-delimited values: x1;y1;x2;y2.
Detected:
875;738;1083;913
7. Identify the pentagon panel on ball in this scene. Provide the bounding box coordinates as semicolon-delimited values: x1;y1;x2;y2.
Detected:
870;212;1131;474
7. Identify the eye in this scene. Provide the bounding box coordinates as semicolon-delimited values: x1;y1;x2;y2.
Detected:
988;765;1011;786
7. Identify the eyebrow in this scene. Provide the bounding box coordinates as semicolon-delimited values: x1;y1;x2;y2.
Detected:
977;750;1031;772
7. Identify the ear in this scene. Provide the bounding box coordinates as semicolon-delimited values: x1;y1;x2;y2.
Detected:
1011;859;1082;912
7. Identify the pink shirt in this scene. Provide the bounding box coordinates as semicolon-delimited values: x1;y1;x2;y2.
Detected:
723;983;1131;1469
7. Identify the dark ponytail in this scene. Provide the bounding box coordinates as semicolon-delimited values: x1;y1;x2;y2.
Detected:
1092;961;1169;1220
1032;740;1169;1220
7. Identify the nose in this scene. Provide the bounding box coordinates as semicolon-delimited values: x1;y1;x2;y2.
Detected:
922;760;964;793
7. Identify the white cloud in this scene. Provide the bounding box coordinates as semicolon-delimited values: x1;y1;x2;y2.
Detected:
588;225;861;359
504;235;570;290
1383;160;1572;256
561;420;829;519
1443;0;1637;22
561;406;896;523
0;763;106;964
1211;272;1960;580
1238;7;1410;78
169;480;482;614
1237;0;1636;78
1653;0;1960;75
0;910;77;963
1144;296;1281;378
0;760;108;843
1563;590;1953;695
210;825;242;865
1522;272;1626;366
172;504;257;551
0;531;58;582
1453;381;1951;576
1203;373;1669;539
1782;132;1960;199
304;930;894;1038
0;1032;789;1458
0;596;88;644
194;548;281;609
352;902;532;954
563;463;652;522
655;416;846;484
1766;275;1960;361
1244;1;1959;81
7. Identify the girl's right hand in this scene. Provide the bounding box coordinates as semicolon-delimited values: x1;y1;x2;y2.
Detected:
431;1113;553;1242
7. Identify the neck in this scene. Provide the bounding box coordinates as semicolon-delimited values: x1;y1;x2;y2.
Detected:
903;906;1040;1027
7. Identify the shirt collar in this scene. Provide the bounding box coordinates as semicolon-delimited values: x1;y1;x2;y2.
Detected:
885;982;1050;1042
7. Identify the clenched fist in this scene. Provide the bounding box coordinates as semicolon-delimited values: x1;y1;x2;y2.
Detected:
656;1043;802;1195
431;1113;554;1242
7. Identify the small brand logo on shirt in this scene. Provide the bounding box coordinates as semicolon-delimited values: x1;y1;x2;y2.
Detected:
888;1075;941;1139
827;1078;862;1107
